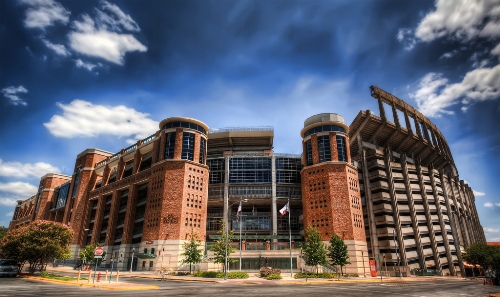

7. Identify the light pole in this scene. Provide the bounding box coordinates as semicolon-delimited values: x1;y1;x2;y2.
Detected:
225;199;246;280
393;228;401;278
362;250;366;277
130;247;135;273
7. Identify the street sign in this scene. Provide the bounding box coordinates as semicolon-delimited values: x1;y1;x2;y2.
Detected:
94;256;103;258
94;246;104;256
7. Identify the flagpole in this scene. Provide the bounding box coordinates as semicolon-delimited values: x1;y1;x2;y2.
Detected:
239;199;242;271
288;198;292;277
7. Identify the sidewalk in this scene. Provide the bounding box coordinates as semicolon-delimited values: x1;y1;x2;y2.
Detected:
34;265;477;290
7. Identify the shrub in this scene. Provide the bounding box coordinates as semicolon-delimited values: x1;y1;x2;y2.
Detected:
39;271;50;278
226;272;249;279
294;272;336;279
260;267;281;277
193;271;218;278
266;273;282;280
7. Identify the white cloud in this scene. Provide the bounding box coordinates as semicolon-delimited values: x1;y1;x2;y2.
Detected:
415;0;500;42
1;85;28;106
473;189;486;197
496;203;500;207
41;37;70;56
396;28;417;50
0;198;18;207
484;202;494;208
492;43;500;57
0;159;60;178
484;227;500;233
0;182;38;198
20;0;70;30
5;211;14;217
75;59;99;71
44;99;158;142
95;1;141;32
68;1;147;65
440;50;458;60
411;65;500;117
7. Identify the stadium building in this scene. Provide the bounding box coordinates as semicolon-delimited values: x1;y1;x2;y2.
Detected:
9;86;484;276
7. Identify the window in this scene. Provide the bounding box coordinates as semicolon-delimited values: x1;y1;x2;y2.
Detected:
229;158;272;184
181;132;195;161
122;160;134;178
139;151;152;171
303;125;345;137
71;167;82;198
54;182;70;209
336;135;347;162
164;132;176;159
305;140;313;166
162;121;207;135
199;137;206;164
208;158;225;184
317;135;331;163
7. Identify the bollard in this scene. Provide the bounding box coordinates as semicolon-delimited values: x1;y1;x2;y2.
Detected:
88;270;91;284
105;270;108;282
97;272;101;282
116;270;119;283
77;270;81;282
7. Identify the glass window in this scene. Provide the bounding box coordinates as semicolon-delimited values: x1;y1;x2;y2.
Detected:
181;132;195;161
164;132;176;159
303;125;345;137
208;158;225;184
55;182;70;209
71;167;82;198
305;140;313;166
229;157;272;184
162;121;207;135
336;135;347;162
317;135;331;163
199;137;206;164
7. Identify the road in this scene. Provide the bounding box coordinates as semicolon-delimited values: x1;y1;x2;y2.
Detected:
0;276;498;297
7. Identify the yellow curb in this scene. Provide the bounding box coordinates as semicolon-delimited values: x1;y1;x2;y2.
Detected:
23;276;158;291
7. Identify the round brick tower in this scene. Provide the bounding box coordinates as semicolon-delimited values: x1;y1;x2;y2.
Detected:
300;113;368;275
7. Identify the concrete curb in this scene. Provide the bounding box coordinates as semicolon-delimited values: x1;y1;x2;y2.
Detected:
22;275;159;291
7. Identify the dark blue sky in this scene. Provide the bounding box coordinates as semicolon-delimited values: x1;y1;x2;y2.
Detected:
1;0;499;240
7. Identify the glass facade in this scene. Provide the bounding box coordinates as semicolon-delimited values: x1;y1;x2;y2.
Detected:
181;132;195;161
207;158;224;184
199;137;206;164
317;135;331;163
305;140;313;166
164;132;176;159
162;121;207;135
303;125;345;137
54;182;70;209
71;167;81;198
229;157;272;184
336;135;347;162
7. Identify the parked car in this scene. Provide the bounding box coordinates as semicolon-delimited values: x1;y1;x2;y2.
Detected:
0;259;18;277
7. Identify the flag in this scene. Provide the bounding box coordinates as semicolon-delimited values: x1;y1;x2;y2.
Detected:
279;202;289;218
236;201;242;223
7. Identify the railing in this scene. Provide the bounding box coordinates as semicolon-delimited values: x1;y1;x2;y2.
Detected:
274;153;302;158
209;126;274;133
142;133;156;144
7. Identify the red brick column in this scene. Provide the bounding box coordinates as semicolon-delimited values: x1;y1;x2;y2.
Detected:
311;134;319;165
330;132;338;161
122;184;138;244
105;190;120;246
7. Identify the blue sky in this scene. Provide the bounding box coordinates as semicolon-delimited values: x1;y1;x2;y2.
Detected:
1;0;499;240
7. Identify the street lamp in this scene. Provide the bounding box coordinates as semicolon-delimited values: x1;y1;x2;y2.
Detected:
130;247;135;273
225;199;247;280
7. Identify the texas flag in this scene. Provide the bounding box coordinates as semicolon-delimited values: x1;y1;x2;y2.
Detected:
279;202;289;218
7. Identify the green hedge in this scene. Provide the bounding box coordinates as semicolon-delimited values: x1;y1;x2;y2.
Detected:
193;271;249;279
294;272;359;279
266;273;282;280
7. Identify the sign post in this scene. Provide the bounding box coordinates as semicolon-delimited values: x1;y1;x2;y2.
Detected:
375;254;383;283
93;247;104;284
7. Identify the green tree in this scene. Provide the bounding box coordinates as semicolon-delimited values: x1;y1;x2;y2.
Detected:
181;230;203;274
209;220;236;272
0;226;7;240
301;226;327;274
79;243;106;265
0;220;73;274
462;243;500;275
327;233;351;275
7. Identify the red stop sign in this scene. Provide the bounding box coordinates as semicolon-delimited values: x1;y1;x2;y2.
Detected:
94;247;104;256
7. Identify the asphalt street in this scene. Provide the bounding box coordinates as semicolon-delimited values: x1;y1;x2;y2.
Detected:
0;276;499;297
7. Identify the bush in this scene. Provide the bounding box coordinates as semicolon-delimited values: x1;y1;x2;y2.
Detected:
39;271;50;278
193;271;218;278
226;271;249;279
266;273;282;280
260;267;281;277
192;271;248;279
294;272;335;279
